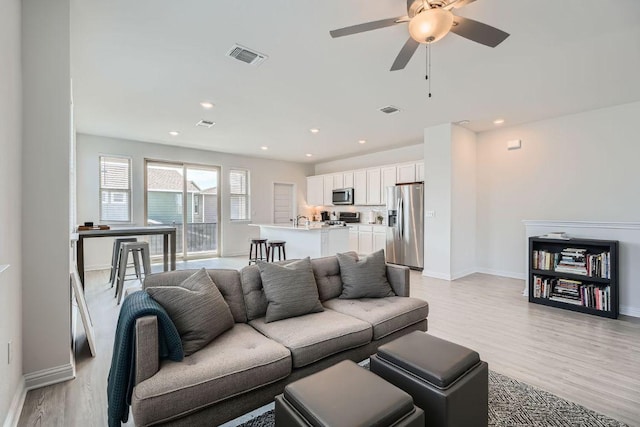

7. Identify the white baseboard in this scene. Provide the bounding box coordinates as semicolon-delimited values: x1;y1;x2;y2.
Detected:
450;269;476;281
475;267;526;280
24;362;76;391
84;263;111;271
421;270;452;281
222;251;249;257
3;378;26;427
620;305;640;318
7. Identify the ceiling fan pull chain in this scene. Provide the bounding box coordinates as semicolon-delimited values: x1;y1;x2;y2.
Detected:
425;43;432;98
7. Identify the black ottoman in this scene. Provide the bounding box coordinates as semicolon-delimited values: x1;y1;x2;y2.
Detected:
275;360;424;427
370;332;488;427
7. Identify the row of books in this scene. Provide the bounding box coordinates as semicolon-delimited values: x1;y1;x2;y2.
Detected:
531;248;611;278
532;275;612;311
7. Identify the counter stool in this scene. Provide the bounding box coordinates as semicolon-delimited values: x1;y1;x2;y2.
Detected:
249;238;268;265
109;237;139;288
115;241;151;305
371;331;488;427
275;360;424;427
267;240;286;262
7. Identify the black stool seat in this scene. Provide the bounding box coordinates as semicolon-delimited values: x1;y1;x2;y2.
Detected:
275;360;424;427
267;240;286;262
249;238;268;265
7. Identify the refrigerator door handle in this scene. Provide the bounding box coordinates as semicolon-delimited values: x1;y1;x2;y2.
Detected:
398;198;404;239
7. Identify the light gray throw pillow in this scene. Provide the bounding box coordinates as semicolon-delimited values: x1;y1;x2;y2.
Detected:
146;268;234;356
257;257;324;323
337;249;395;299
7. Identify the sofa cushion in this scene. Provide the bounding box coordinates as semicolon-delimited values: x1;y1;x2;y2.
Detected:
143;269;247;323
249;309;372;368
258;258;324;323
146;268;234;356
323;297;429;340
132;324;292;426
241;260;297;321
337;250;395;299
311;254;348;301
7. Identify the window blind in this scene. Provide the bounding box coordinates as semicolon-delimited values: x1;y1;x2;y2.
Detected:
229;169;249;220
100;156;131;222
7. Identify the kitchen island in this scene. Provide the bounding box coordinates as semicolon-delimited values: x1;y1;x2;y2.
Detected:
249;223;350;259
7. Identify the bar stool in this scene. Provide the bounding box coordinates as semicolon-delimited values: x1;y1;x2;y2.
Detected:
268;240;287;262
249;238;268;265
109;237;139;288
116;241;151;305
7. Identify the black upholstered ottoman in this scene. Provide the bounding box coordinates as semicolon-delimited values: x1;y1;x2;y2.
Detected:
275;360;424;427
370;331;488;427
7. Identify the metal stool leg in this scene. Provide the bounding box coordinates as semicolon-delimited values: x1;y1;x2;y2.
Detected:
116;247;129;304
141;247;151;281
249;243;254;265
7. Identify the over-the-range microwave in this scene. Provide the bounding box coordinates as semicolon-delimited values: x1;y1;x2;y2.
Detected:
332;188;354;205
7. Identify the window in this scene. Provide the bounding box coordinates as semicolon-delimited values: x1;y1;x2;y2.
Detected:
229;169;249;221
100;156;131;222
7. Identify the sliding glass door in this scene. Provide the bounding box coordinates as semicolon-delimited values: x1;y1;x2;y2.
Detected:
145;160;220;259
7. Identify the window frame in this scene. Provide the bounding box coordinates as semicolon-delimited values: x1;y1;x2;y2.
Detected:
99;155;132;223
229;168;250;222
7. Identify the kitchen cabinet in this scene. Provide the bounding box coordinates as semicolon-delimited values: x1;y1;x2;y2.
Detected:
348;226;359;252
381;166;396;205
358;225;374;254
307;175;324;206
332;174;344;190
343;172;354;189
396;163;416;184
353;170;367;205
373;229;386;253
416;162;424;182
323;175;334;206
366;168;381;205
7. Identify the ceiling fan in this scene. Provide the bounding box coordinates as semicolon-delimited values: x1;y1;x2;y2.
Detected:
329;0;510;71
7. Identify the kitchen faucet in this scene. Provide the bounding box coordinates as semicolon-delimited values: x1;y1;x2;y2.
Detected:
293;215;308;227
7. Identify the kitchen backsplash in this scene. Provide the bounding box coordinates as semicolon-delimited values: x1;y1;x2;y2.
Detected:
307;205;387;225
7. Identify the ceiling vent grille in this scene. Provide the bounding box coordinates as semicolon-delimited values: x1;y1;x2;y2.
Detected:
196;120;215;128
226;44;268;66
379;105;401;115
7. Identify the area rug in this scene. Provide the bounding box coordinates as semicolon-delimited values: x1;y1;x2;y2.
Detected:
235;368;627;427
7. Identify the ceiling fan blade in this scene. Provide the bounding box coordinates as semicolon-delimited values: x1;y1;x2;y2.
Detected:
390;38;420;71
448;0;477;8
330;16;407;38
450;15;509;47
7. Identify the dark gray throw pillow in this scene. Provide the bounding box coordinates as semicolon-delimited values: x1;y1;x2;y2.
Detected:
337;249;395;299
257;257;324;323
146;268;234;356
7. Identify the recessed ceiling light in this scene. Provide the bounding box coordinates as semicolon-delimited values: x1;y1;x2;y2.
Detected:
200;101;214;109
493;118;505;125
261;146;268;150
310;128;320;134
168;131;180;136
306;153;313;157
358;140;366;144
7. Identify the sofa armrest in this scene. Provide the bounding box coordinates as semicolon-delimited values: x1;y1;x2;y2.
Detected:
386;264;410;297
135;315;159;385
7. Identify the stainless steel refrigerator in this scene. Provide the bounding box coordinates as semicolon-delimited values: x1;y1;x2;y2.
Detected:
386;183;424;270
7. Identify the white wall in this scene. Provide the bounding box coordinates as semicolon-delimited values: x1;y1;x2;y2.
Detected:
76;134;314;267
314;143;423;174
451;125;477;279
476;101;640;280
0;0;24;423
21;0;73;384
423;124;453;278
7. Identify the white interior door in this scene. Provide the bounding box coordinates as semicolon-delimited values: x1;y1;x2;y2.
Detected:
273;183;294;224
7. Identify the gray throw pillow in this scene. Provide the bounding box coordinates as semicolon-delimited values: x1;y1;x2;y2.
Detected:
337;249;395;299
146;268;234;356
257;257;324;323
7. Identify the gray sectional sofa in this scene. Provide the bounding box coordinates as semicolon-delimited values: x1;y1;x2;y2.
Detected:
130;254;429;426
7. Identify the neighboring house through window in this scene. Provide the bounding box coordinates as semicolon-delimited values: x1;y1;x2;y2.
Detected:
100;155;132;222
229;169;249;221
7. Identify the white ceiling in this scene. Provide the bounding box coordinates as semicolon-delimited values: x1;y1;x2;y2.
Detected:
71;0;640;163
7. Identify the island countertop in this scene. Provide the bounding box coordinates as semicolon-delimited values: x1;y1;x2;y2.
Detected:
249;223;350;259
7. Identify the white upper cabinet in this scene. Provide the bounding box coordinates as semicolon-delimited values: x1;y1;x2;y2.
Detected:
332;174;344;190
366;168;381;205
353;170;367;205
381;166;396;205
323;175;334;205
306;175;324;206
396;163;416;184
416;162;424;182
343;172;354;189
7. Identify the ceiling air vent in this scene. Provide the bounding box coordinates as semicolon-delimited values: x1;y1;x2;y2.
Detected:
226;44;268;66
379;105;401;115
196;120;215;128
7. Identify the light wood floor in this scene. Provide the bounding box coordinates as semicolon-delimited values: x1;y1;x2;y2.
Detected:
18;261;640;426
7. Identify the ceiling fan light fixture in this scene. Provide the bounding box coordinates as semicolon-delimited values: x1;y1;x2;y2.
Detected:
408;8;454;44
